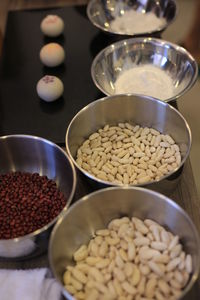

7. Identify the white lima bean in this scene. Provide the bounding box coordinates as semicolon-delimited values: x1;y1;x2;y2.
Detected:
76;123;181;185
63;217;192;300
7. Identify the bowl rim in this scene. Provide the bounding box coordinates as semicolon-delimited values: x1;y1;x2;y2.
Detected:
65;93;192;188
91;36;198;103
49;186;200;300
0;134;77;242
87;0;178;37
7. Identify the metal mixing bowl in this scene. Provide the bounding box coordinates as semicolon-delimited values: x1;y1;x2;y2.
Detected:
0;134;76;259
66;94;191;195
91;37;198;102
49;186;200;300
87;0;177;36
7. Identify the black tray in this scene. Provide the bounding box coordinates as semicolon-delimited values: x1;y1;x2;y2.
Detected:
0;5;117;146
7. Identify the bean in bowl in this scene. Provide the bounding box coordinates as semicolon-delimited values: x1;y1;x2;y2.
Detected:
63;216;192;300
0;171;67;239
76;123;181;185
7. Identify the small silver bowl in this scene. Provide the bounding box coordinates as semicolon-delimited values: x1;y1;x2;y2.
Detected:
0;134;76;259
87;0;177;36
66;94;191;195
49;187;200;300
91;37;198;102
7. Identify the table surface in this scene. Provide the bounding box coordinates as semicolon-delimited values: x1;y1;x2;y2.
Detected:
0;6;107;144
0;1;199;300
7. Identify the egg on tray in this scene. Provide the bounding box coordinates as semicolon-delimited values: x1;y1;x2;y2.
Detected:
40;15;64;37
40;43;65;67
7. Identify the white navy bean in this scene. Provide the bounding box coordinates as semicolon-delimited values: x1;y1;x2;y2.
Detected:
158;279;170;295
131;265;141;286
161;230;171;245
168;236;179;251
64;216;192;299
65;284;76;295
74;245;88;262
185;254;192;273
63;270;71;285
150;225;160;242
166;257;182;272
139;264;151;276
151;241;167;251
128;242;136;260
148;261;164;277
70;277;83;291
145;277;157;298
134;237;150;247
122;282;137;295
138;277;146;295
174;270;184;284
170;244;182;259
155;290;165;300
153;254;170;264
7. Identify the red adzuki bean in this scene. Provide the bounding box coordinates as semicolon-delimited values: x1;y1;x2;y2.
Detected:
0;171;67;239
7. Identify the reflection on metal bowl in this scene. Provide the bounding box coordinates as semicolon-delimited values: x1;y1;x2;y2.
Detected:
49;187;200;300
0;135;76;260
66;94;191;195
87;0;177;37
91;37;198;103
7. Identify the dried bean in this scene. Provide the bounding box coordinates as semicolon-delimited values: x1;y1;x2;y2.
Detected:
63;216;193;300
76;123;181;185
0;171;67;239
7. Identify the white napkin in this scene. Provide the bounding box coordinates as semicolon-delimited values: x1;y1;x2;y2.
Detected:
0;268;62;300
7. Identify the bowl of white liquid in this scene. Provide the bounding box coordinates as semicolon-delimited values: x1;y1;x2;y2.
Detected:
91;37;198;102
87;0;177;37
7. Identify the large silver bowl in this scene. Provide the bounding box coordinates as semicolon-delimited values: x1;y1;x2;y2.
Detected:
0;135;76;259
49;187;200;300
66;94;191;195
91;37;198;102
87;0;177;36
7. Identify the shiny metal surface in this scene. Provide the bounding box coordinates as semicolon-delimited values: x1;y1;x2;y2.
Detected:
87;0;177;36
0;135;76;260
91;37;198;102
66;94;191;195
49;187;200;300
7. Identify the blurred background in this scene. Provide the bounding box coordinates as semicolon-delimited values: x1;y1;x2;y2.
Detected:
162;0;200;198
0;0;199;197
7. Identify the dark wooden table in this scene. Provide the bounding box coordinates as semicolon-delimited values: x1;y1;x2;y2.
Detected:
0;1;199;299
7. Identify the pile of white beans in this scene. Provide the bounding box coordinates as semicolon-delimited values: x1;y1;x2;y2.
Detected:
76;123;181;185
63;217;192;300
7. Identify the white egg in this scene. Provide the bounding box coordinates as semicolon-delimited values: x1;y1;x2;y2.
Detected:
40;15;64;37
36;75;64;102
40;43;65;67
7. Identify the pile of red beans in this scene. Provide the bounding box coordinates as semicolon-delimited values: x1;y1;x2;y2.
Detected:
0;171;67;239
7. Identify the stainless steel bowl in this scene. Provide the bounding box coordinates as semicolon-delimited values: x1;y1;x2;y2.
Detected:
91;37;198;102
0;135;76;259
49;187;200;300
66;94;191;195
87;0;177;36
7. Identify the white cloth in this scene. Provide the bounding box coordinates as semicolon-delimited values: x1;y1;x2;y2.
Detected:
0;268;62;300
